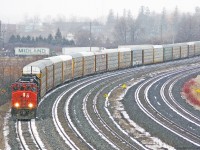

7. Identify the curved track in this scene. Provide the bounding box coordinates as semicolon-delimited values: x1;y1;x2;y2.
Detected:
122;63;200;149
134;66;200;148
7;57;200;149
51;68;147;149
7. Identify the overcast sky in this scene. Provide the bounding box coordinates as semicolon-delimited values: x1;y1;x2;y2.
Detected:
1;0;200;23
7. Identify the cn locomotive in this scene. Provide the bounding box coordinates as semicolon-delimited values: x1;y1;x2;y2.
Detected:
11;41;200;120
11;75;39;119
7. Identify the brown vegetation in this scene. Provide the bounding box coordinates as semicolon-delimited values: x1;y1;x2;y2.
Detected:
0;56;42;105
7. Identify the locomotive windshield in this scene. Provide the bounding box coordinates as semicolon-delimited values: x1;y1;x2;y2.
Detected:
11;75;39;92
12;83;37;92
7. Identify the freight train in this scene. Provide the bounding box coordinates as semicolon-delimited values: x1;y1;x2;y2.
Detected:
11;41;200;120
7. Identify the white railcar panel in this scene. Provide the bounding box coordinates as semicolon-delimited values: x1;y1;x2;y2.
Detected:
23;61;46;75
173;45;181;59
45;56;63;87
181;46;188;58
163;45;173;61
40;75;46;97
68;53;83;79
58;55;73;82
95;53;107;72
73;58;83;78
119;51;131;68
131;46;153;66
144;49;153;64
188;42;195;57
38;59;53;92
46;65;54;92
107;52;119;71
195;42;200;55
132;50;143;66
83;55;95;75
62;60;72;81
153;46;163;63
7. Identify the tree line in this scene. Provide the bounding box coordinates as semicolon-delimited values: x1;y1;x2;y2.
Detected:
4;6;200;49
8;28;75;47
109;6;200;45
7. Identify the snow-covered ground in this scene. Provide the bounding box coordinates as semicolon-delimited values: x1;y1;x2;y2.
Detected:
106;77;175;150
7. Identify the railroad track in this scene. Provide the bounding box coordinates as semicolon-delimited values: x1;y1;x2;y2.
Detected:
49;61;189;149
82;73;146;149
16;120;45;150
52;68;148;149
161;70;200;127
133;64;200;148
10;57;200;149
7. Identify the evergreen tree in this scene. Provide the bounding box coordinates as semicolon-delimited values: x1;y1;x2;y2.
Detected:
9;35;16;43
38;35;43;42
55;28;62;45
26;35;31;44
31;37;35;44
62;37;69;46
69;40;75;46
47;34;53;44
21;36;26;43
35;37;39;43
16;35;21;43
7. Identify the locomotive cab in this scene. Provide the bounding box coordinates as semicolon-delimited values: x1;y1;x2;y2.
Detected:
11;76;39;120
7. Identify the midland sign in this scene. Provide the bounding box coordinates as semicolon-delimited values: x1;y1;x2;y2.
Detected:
15;47;50;55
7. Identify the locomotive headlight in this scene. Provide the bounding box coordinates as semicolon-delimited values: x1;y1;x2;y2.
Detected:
14;103;20;108
28;103;33;108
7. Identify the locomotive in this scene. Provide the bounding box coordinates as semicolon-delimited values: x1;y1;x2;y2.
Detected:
11;75;39;120
11;41;200;120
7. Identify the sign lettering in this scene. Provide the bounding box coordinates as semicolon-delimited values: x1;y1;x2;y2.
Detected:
15;47;50;55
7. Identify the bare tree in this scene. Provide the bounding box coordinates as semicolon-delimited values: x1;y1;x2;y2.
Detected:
75;30;90;46
126;10;137;44
113;16;127;45
176;13;192;42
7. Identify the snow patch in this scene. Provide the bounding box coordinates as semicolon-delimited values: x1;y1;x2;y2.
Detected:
104;80;148;149
157;102;161;106
30;120;47;149
17;121;29;149
3;111;11;150
107;78;175;150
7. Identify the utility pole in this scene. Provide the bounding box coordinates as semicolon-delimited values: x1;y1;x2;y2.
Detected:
125;22;127;44
2;30;5;50
0;21;6;50
0;20;1;37
161;24;163;44
0;20;1;50
89;21;92;52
